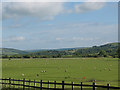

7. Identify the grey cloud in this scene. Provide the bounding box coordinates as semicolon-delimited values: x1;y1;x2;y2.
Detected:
2;2;64;20
3;36;25;42
75;2;105;13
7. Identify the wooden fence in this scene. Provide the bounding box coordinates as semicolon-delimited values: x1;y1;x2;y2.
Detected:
0;78;120;90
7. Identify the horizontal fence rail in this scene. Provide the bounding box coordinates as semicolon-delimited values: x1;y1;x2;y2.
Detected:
0;78;120;90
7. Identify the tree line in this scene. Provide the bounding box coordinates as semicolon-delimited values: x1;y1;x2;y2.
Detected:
1;43;119;58
2;50;118;59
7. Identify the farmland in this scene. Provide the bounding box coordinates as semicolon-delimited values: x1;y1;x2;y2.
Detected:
2;58;119;86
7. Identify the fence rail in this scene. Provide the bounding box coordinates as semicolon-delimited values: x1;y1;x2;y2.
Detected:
0;78;120;90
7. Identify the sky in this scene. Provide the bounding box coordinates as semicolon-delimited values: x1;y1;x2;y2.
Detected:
2;2;118;50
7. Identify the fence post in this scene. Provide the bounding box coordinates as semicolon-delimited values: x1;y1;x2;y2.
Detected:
62;81;64;90
23;78;25;90
54;81;56;89
0;78;2;89
107;84;110;90
18;79;20;89
13;78;15;88
72;82;74;90
81;82;83;90
93;82;96;90
34;79;36;90
48;80;50;89
5;78;7;88
29;79;31;90
2;78;3;88
40;80;43;90
9;78;11;89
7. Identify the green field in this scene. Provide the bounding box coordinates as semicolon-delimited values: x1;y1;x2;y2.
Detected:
2;58;119;87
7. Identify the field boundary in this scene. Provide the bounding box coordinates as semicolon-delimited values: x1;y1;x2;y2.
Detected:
0;78;120;90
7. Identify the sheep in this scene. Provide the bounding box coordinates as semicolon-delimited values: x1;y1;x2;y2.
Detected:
41;71;43;73
22;73;24;77
43;70;46;72
41;70;46;73
65;69;67;72
94;67;96;70
110;65;112;67
104;68;107;70
109;68;112;71
37;74;39;77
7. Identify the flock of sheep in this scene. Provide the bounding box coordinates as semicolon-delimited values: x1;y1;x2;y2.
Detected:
21;69;68;78
20;60;112;80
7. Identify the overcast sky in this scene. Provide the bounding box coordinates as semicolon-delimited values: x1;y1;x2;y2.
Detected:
2;2;118;50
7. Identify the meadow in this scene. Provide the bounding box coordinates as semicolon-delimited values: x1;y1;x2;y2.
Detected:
2;58;119;87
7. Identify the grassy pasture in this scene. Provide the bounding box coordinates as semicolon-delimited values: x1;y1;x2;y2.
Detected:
2;58;119;86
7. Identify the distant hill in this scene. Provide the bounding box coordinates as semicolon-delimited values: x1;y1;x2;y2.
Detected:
1;48;28;55
25;42;118;58
26;47;85;52
1;42;119;58
26;49;47;53
74;42;118;57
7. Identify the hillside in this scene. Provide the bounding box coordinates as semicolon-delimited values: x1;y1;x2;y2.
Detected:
1;48;28;55
74;42;118;56
26;42;119;58
1;42;119;58
26;47;85;53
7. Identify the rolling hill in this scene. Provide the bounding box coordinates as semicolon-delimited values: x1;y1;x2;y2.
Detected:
25;42;119;58
75;42;118;55
1;42;119;58
1;48;28;55
26;47;85;53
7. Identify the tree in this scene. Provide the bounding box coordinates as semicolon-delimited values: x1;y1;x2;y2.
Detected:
2;55;8;58
98;50;107;57
23;55;30;58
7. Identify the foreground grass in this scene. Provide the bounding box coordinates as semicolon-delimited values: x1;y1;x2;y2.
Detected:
2;58;119;86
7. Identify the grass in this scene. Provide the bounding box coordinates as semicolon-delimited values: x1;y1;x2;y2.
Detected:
2;58;119;87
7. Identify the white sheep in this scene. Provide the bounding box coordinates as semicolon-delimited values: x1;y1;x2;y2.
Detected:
22;73;24;77
41;70;46;73
104;68;107;70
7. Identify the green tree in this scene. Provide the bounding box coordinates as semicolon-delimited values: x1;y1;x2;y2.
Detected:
98;50;107;57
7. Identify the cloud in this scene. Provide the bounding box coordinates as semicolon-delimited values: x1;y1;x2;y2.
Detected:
2;0;68;2
3;36;25;42
2;1;106;21
7;24;22;28
55;37;98;43
3;22;117;49
56;37;64;41
2;0;118;2
0;3;2;20
2;2;64;20
75;1;105;13
44;22;117;47
72;37;95;41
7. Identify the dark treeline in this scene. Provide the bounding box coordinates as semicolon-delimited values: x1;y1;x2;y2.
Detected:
2;43;119;58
